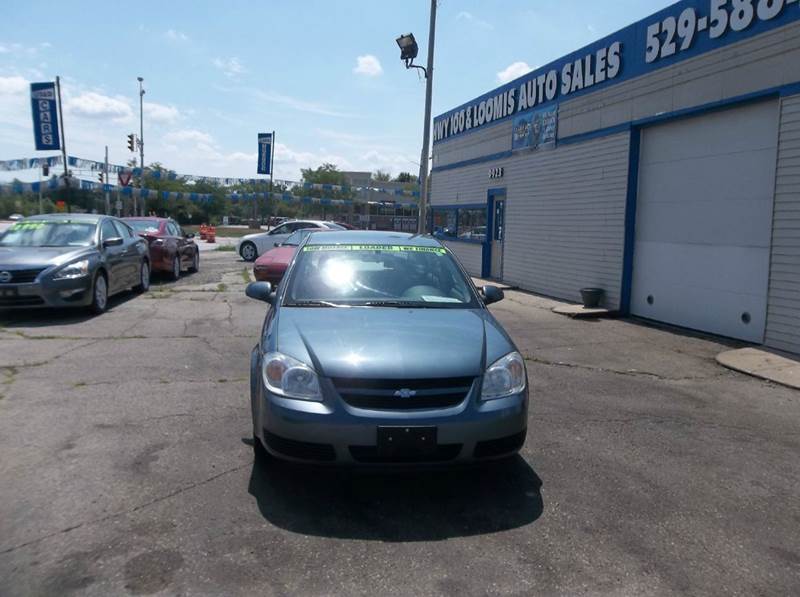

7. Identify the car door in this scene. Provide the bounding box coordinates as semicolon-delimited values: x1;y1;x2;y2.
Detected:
113;219;141;286
263;222;293;251
171;221;192;268
100;219;126;294
165;221;185;268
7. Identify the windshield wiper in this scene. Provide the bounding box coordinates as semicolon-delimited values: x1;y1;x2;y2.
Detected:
287;300;347;308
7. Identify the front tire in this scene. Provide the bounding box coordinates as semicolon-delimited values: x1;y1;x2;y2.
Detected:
89;272;108;315
135;260;150;293
240;242;257;262
170;255;181;281
188;250;199;273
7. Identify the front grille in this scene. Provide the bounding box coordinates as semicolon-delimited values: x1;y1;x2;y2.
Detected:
474;430;527;459
349;443;462;463
332;376;474;410
0;268;46;284
0;296;45;307
263;430;336;462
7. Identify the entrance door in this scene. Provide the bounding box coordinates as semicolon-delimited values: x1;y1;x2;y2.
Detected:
631;100;778;342
491;195;506;279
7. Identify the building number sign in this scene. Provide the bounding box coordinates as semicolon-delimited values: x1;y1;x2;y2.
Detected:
489;167;504;180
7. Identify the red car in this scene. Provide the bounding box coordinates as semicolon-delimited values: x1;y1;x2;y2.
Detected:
253;228;329;285
124;217;199;280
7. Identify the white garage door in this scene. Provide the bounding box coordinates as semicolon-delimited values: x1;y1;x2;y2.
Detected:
631;100;778;343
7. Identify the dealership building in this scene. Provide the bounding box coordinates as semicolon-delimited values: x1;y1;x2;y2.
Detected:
430;0;800;354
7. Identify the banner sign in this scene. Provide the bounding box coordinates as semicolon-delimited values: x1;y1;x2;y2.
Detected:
30;82;61;151
512;105;558;151
0;156;62;171
433;0;800;143
257;133;273;175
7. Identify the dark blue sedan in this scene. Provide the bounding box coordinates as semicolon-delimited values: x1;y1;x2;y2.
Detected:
246;231;528;466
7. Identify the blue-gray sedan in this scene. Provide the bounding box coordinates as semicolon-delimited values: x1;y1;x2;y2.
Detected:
0;214;150;314
246;231;528;466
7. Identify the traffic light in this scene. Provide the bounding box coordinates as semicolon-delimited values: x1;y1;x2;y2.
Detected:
127;133;135;152
42;164;49;177
98;172;104;183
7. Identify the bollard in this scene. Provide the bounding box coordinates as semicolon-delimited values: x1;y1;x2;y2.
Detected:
199;224;208;240
207;226;216;243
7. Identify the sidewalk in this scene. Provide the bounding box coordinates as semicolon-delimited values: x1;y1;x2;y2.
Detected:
717;347;800;390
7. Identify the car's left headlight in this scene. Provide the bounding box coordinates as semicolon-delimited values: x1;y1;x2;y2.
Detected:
52;259;90;280
262;351;322;401
481;351;526;400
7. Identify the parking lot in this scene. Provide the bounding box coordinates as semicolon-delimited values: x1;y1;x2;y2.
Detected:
1;250;798;596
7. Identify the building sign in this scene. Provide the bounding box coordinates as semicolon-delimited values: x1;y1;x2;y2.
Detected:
433;0;800;143
30;82;61;151
489;167;504;179
512;105;558;151
257;133;273;175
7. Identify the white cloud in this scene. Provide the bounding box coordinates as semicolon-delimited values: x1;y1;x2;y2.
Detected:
165;29;189;42
144;101;180;124
497;61;533;84
252;89;357;118
213;57;246;78
353;54;383;77
66;92;133;120
0;42;41;56
456;11;493;30
0;75;29;95
163;129;214;146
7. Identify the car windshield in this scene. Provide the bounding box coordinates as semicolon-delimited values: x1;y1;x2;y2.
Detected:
0;220;97;247
325;223;346;230
128;220;161;233
284;244;479;308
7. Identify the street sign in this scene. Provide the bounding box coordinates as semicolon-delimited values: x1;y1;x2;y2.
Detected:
30;82;61;151
118;170;132;186
257;133;272;175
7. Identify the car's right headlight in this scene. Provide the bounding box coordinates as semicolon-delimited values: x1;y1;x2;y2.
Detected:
481;351;526;400
52;259;90;280
262;351;322;401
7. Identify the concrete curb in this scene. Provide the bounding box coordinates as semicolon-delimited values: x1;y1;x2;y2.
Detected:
716;347;800;390
552;304;615;319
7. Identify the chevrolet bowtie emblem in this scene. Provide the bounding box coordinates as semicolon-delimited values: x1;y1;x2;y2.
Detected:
394;388;417;398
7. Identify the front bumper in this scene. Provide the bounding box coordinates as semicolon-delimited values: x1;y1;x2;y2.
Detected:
254;376;528;466
0;276;93;309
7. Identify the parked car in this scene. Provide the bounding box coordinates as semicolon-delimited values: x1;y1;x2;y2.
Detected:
245;230;527;466
0;214;150;314
253;228;334;285
8;214;24;221
124;217;199;280
334;221;358;230
236;220;345;262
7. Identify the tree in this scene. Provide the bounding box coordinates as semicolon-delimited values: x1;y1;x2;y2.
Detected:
373;170;392;182
393;172;418;183
301;163;347;185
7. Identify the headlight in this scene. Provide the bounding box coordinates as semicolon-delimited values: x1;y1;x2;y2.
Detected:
262;352;322;401
481;351;526;400
53;259;90;280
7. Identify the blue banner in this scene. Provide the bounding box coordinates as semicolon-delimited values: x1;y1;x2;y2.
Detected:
30;82;61;151
257;133;273;175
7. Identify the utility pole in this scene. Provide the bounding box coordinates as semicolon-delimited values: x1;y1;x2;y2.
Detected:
417;0;437;234
137;77;145;216
38;162;43;214
104;146;110;214
55;76;68;179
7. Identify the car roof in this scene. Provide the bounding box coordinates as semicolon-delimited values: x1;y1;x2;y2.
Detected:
25;213;103;223
304;230;441;247
124;217;167;222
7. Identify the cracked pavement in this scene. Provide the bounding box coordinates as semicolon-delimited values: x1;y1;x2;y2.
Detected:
1;252;799;596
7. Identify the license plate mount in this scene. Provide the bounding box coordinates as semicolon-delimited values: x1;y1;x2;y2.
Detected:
377;426;437;458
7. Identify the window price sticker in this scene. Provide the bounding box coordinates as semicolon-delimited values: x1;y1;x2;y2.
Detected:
646;0;799;64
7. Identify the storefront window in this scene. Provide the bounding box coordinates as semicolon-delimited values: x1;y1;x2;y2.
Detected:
458;208;487;242
433;209;457;239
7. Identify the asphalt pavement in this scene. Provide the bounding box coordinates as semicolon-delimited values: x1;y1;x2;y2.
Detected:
1;251;798;596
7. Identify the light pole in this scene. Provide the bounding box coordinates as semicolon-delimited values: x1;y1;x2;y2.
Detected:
137;76;145;216
397;0;437;235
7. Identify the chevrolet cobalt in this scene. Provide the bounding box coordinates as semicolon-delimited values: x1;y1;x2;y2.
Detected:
245;231;528;465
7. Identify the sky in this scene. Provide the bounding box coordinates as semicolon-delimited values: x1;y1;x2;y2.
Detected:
0;0;675;183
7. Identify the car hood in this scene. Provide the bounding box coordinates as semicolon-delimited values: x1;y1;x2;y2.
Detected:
254;246;296;266
0;245;93;269
275;307;515;380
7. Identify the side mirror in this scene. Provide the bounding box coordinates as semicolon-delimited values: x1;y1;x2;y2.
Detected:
482;285;504;305
273;242;280;247
103;237;124;247
246;281;273;304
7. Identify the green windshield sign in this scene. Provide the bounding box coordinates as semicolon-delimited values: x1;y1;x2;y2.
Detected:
303;244;447;255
